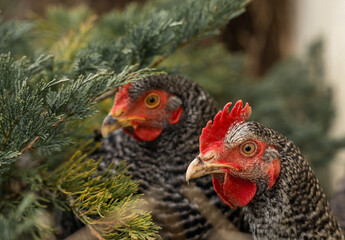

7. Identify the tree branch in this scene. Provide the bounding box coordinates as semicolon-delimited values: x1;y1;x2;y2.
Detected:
1;117;19;151
94;89;117;103
20;117;67;154
52;117;66;127
21;136;40;154
150;57;165;68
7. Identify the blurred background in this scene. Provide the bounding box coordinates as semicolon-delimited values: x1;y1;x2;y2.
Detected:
292;0;345;191
1;0;345;194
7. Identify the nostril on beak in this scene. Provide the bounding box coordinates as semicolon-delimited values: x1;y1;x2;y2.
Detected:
196;156;205;164
114;109;124;118
103;115;118;126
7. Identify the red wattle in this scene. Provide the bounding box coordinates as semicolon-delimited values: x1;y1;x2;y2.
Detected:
212;170;257;208
212;176;236;208
133;126;162;141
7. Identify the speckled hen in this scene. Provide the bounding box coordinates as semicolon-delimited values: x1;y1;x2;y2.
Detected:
98;76;248;239
187;101;344;239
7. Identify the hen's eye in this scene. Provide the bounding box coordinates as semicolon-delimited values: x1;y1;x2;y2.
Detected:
241;141;257;156
144;93;160;108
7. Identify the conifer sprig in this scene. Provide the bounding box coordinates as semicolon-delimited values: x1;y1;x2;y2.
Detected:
0;193;41;239
75;0;249;75
0;53;161;173
45;149;161;240
0;17;34;57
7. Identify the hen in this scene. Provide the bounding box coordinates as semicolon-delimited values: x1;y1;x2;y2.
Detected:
99;76;249;239
186;100;344;239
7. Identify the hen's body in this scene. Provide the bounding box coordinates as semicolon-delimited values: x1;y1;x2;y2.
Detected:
96;76;247;239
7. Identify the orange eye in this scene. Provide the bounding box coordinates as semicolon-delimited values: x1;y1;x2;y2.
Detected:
241;141;257;156
144;93;160;108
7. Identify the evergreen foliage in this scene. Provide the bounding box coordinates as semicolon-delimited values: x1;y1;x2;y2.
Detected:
0;53;157;173
45;145;160;240
30;6;96;72
0;193;47;240
0;17;34;57
75;0;249;75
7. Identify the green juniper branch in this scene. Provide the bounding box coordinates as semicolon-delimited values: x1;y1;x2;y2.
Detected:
44;145;161;240
75;0;250;75
0;54;161;173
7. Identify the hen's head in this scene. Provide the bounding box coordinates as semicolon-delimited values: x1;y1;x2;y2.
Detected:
102;77;184;141
186;101;281;209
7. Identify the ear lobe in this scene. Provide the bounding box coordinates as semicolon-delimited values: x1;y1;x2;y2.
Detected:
168;107;183;124
268;158;281;188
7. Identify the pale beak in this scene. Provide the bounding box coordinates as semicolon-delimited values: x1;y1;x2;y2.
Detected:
101;114;132;137
186;156;236;182
101;110;146;137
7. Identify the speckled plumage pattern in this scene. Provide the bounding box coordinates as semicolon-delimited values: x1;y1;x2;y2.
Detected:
95;76;247;239
332;177;345;232
226;121;344;239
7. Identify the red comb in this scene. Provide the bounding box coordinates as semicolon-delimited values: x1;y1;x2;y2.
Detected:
111;83;131;113
200;100;252;154
117;83;131;98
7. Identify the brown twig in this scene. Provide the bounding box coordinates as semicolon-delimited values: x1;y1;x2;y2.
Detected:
88;225;105;240
1;117;19;151
19;116;67;154
52;117;66;127
148;40;191;69
94;89;117;103
65;226;98;240
150;56;165;68
21;136;40;154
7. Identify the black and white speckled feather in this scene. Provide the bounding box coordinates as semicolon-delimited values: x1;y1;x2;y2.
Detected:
95;76;248;239
226;121;344;239
332;176;345;233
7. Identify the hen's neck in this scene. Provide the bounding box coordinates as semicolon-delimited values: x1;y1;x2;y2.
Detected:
242;140;344;239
